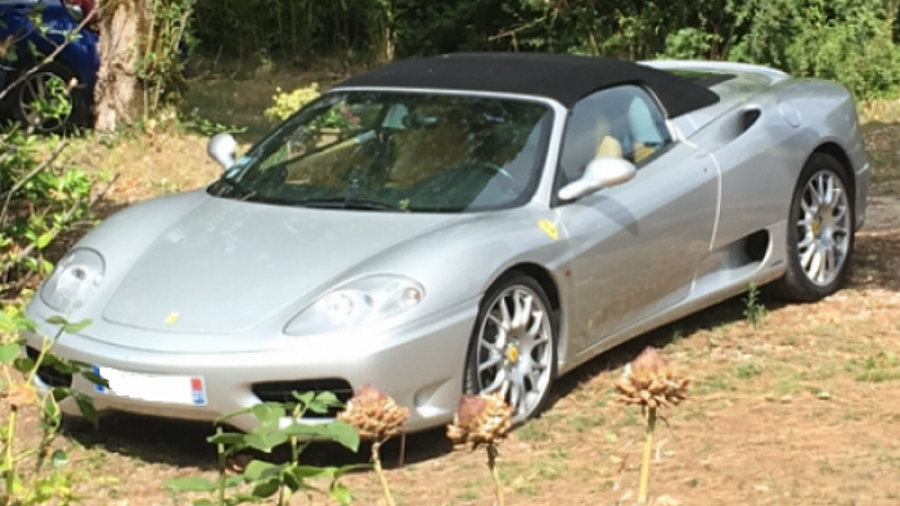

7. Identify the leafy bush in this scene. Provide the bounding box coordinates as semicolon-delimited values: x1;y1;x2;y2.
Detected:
264;84;322;121
165;392;362;506
0;309;106;504
194;0;900;99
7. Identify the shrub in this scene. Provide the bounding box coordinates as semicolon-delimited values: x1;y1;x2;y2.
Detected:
264;84;322;121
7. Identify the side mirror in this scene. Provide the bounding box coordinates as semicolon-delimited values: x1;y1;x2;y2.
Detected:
557;157;637;201
208;132;237;170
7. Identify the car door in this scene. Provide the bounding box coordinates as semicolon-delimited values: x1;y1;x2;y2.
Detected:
554;84;720;354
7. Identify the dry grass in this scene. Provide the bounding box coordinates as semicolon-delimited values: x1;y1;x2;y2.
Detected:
17;80;900;505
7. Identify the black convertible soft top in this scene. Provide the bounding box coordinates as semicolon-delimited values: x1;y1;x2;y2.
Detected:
334;52;721;118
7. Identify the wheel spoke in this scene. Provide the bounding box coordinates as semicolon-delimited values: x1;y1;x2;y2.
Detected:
801;199;812;215
798;233;815;249
479;354;502;372
816;246;828;282
833;205;847;223
509;370;524;410
499;299;512;329
823;175;835;207
806;245;822;277
487;313;507;332
483;369;506;394
801;243;816;269
825;246;837;275
526;310;544;338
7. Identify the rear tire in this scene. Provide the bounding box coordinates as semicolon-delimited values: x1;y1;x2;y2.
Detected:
463;272;558;425
10;61;91;135
771;153;856;302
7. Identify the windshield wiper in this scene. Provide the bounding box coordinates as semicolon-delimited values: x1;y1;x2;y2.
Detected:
294;197;402;211
216;176;251;198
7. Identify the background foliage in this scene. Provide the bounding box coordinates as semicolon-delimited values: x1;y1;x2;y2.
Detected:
190;0;900;99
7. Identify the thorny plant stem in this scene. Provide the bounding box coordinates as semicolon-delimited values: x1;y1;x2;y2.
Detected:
5;410;17;503
6;327;65;504
372;440;395;506
487;444;504;506
639;406;658;503
214;426;227;506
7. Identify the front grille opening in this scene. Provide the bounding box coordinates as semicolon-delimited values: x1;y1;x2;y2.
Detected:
26;346;73;388
251;378;353;418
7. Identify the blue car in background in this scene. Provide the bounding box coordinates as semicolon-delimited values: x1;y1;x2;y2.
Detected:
0;0;99;133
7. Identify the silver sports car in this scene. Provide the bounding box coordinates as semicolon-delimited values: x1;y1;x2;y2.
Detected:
22;53;870;433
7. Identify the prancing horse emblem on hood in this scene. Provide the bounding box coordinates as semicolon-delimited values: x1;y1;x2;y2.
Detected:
164;312;180;325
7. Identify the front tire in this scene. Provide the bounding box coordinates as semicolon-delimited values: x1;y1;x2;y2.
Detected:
463;273;558;425
772;153;856;302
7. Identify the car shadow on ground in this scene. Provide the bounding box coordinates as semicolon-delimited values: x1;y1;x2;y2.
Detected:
61;411;452;473
59;290;785;473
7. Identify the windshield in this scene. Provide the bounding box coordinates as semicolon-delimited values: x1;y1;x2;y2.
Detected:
207;90;553;212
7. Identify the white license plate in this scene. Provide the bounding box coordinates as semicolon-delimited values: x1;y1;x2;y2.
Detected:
92;366;207;406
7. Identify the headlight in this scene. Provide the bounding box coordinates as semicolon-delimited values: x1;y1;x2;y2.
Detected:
284;274;425;335
40;248;105;313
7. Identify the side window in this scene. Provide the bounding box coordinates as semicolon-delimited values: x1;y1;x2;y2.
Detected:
558;85;672;183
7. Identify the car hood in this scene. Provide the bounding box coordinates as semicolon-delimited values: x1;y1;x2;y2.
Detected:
100;196;463;334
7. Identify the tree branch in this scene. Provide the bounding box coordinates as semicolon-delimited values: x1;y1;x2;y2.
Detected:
0;140;70;225
0;172;120;279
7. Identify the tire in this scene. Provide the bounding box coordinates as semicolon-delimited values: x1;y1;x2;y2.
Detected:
463;272;559;425
771;152;856;302
10;61;91;135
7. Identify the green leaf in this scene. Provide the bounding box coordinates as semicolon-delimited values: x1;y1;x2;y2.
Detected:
250;478;281;499
291;391;315;406
283;421;360;452
192;500;215;506
225;478;244;491
50;386;71;402
50;450;69;469
334;463;371;477
315;391;341;407
244;428;288;453
242;460;279;481
81;371;109;388
306;400;329;414
214;407;252;425
291;465;335;480
72;391;99;428
35;231;54;250
63;318;91;334
207;432;245;446
251;402;286;426
14;357;35;374
224;495;258;506
46;315;68;326
42;395;61;423
164;476;219;492
0;343;21;364
330;483;353;506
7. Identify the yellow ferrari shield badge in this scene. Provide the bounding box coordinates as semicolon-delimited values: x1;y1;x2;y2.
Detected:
538;219;559;241
164;312;180;325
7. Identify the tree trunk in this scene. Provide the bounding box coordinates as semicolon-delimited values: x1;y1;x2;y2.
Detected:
93;0;148;132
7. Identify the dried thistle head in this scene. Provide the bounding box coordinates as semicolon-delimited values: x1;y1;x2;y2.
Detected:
446;393;514;450
337;384;409;441
4;383;37;410
615;347;690;411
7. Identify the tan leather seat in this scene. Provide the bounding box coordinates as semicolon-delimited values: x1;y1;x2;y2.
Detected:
386;112;468;188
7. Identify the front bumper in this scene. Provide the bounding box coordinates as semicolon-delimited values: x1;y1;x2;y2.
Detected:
21;301;479;434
